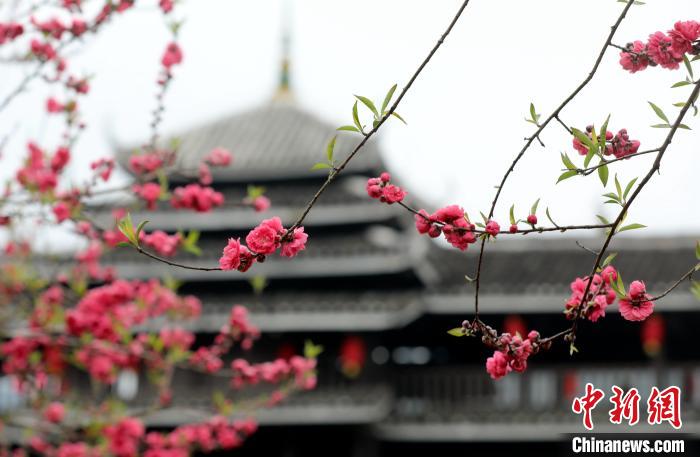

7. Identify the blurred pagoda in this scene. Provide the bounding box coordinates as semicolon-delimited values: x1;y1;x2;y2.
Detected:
79;19;700;457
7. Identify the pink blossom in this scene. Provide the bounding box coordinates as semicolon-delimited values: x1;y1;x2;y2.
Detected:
47;97;65;113
53;202;71;223
252;195;270;212
171;184;224;212
43;402;65;423
246;217;283;254
141;231;181;257
668;21;700;56
280;227;308;258
199;163;212;185
382;184;407;204
414;210;432;234
485;220;500;236
129;153;164;175
105;418;145;457
485;351;510;380
162;42;183;69
620;41;651;73
133;183;162;210
527;214;537;225
219;238;243;270
159;0;174;13
647;31;682;70
205;147;232;167
51;146;70;172
619;280;655;322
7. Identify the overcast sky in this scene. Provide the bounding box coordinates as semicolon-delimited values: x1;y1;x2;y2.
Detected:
0;0;698;242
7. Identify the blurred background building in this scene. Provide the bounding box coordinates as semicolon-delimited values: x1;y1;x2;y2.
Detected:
80;66;700;455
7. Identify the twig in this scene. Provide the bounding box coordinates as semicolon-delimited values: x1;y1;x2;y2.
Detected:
570;148;660;176
289;0;473;230
649;264;697;301
472;0;638;317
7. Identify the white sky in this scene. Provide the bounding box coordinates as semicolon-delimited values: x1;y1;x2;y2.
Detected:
0;0;698;241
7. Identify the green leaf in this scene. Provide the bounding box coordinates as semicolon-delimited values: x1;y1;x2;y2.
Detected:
117;213;137;246
355;95;379;118
614;174;622;198
310;162;332;171
602;252;617;267
648;101;670;124
599;115;610;152
326;135;337;162
672;80;691;88
651;124;671;129
447;327;465;337
530;198;540;216
529;102;539;124
571;127;594;149
677;124;692;130
683;54;694;79
623;177;638;199
570;343;578;356
596;214;610;225
597;163;609;187
135;220;149;243
352;101;362;132
583;146;596;168
509;204;516;225
249;275;267;295
557;170;578;183
304;340;324;359
381;84;398;114
391;111;407;124
617;223;647;233
695;241;700;260
246;185;266;199
545;207;558;227
561;152;576;171
337;125;360;133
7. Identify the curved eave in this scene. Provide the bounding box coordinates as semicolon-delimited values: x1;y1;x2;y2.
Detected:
374;421;700;442
425;291;699;314
142;299;423;333
105;251;417;281
91;202;403;232
142;385;392;427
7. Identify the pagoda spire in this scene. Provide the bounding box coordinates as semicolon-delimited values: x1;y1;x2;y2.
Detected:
273;0;294;102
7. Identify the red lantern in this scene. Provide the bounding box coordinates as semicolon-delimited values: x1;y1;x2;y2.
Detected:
338;336;366;378
641;314;666;358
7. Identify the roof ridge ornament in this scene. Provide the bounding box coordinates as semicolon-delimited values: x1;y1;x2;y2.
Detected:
273;0;295;104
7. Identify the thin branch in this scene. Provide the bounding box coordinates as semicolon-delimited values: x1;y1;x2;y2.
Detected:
473;0;638;317
135;245;223;271
289;0;473;230
397;201;611;234
649;264;698;302
570;148;660;176
573;80;700;340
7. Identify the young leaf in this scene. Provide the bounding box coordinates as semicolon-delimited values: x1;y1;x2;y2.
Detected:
337;125;360;133
530;198;540;216
583;146;596;168
561;152;576;171
355;95;379;118
648;101;670;124
602;252;617;267
614;174;622;199
509;204;516;225
596;214;610;225
352;101;362;132
304;340;324;359
391;112;407;124
545;207;558;227
695;241;700;260
381;84;398;114
326;135;337;163
598;163;609;187
310;162;332;171
622;177;636;200
617;223;647;233
447;328;465;337
672;80;691;88
135;220;149;242
557;170;578;183
571;127;594;149
651;124;671;129
599;115;610;150
683;54;694;79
